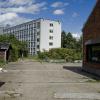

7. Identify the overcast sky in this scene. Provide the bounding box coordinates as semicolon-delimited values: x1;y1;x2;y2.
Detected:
0;0;96;36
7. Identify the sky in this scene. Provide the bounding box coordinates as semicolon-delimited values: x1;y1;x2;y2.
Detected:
0;0;96;36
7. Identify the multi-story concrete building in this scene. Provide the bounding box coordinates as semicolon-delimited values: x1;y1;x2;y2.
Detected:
3;18;61;55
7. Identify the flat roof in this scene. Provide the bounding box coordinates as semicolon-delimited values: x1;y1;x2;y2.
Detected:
4;18;61;30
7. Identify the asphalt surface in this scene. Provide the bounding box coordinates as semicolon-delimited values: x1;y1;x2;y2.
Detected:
0;60;100;100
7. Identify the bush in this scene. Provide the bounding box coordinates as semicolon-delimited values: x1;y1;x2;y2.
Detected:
38;51;48;59
38;48;82;62
0;59;6;67
8;48;18;62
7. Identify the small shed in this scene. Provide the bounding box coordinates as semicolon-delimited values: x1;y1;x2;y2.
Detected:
0;43;12;62
82;0;100;76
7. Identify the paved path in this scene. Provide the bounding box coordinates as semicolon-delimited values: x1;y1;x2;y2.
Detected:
0;60;100;100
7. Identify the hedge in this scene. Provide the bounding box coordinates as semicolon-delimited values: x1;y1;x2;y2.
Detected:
38;48;82;62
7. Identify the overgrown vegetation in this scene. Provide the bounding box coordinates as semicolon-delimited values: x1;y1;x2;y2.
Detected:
38;31;82;62
61;31;82;52
0;31;82;63
0;34;28;62
0;59;6;67
38;48;82;62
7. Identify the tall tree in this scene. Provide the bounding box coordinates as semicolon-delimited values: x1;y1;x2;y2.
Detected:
61;31;66;48
66;32;77;49
61;31;82;53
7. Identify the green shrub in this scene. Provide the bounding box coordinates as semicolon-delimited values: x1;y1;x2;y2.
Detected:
38;52;48;59
8;47;18;62
38;48;82;62
0;59;5;67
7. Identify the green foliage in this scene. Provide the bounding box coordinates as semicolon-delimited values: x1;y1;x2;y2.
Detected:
61;31;82;50
9;47;18;62
61;31;82;59
0;59;6;67
38;51;49;59
61;31;66;48
38;48;82;62
0;34;28;62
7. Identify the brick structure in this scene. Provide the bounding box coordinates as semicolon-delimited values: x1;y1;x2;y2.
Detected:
82;0;100;76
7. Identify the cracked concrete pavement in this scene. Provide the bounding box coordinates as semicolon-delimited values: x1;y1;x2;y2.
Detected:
0;60;100;100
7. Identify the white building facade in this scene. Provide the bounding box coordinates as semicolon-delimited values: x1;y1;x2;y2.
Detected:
3;18;61;55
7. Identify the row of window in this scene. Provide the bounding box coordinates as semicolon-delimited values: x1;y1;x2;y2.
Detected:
4;27;53;35
36;43;53;51
5;29;37;34
28;42;53;55
4;22;52;32
4;22;40;32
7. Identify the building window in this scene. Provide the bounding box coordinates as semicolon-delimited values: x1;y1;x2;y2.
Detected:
34;23;36;28
37;38;40;42
37;51;40;54
50;30;53;33
37;22;40;28
49;36;53;40
37;45;40;49
50;23;53;27
86;44;100;63
37;32;40;35
49;42;53;46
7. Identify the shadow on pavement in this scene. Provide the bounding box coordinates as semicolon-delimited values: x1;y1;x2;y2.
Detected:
63;66;100;80
0;81;5;87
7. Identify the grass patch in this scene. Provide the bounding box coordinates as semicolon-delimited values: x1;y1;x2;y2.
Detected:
22;55;41;61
